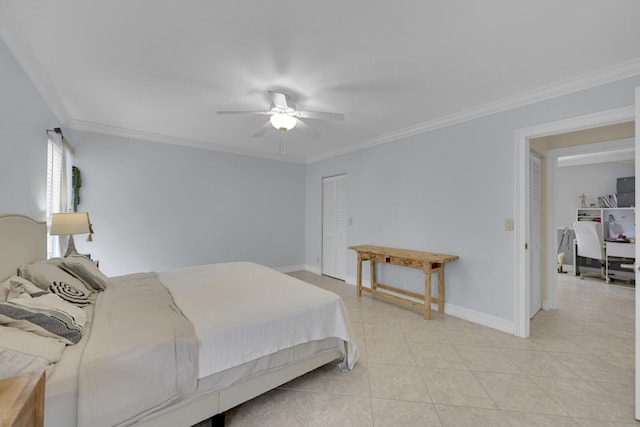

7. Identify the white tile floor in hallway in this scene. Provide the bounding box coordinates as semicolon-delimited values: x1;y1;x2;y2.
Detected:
199;272;638;427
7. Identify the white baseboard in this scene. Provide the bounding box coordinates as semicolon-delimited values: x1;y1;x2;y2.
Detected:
443;303;514;334
341;275;514;334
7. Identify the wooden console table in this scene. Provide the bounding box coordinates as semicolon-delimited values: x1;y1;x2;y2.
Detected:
349;245;459;319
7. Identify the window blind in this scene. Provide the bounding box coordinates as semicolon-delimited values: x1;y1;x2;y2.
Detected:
46;135;74;257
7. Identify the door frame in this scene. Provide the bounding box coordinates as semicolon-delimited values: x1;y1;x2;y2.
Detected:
514;105;635;338
635;87;639;421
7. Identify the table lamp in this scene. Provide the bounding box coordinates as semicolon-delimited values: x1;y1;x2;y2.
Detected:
50;212;91;257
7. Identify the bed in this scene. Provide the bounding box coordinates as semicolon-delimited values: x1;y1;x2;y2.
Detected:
0;215;358;427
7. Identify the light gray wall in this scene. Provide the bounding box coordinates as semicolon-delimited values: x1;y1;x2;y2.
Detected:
557;162;635;231
3;28;640;325
70;131;305;277
305;75;640;323
0;34;306;278
0;38;58;219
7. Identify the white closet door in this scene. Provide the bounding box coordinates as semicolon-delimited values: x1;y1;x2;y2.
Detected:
335;176;347;279
322;175;347;280
529;153;542;318
322;178;337;277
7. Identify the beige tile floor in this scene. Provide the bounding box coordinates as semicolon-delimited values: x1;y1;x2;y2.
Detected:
199;272;638;427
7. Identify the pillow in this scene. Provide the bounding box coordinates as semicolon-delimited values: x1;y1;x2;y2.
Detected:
18;261;94;294
0;287;86;344
3;273;93;305
60;256;109;292
0;275;35;301
0;325;66;379
6;275;48;298
49;281;92;307
0;278;10;301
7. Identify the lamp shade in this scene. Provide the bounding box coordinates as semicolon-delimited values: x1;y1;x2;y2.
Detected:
50;212;91;235
269;113;297;131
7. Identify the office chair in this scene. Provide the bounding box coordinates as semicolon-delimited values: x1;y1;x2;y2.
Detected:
573;221;606;280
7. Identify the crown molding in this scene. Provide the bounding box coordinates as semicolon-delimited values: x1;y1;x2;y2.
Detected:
68;119;306;164
2;2;638;165
0;3;71;126
75;58;638;165
306;58;640;163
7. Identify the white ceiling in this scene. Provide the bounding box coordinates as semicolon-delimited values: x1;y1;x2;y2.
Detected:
2;1;640;163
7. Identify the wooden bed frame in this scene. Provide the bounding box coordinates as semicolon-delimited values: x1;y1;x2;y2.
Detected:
0;215;342;427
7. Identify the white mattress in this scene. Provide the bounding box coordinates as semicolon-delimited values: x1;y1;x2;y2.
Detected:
159;262;358;378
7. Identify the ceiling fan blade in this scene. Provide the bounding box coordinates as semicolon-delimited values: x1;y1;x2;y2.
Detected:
252;120;272;137
295;119;321;139
269;91;289;109
297;110;345;121
217;110;270;115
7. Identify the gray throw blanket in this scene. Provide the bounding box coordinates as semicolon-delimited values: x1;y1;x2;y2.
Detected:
77;273;197;427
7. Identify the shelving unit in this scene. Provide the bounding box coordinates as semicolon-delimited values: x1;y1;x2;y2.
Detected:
576;207;635;239
576;208;603;222
574;207;635;284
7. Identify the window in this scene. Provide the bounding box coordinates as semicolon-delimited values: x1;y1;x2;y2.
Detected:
46;135;74;258
46;138;62;220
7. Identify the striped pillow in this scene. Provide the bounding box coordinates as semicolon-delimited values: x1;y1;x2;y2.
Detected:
0;289;86;345
61;256;109;292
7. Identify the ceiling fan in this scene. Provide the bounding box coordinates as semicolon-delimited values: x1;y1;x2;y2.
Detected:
217;90;345;140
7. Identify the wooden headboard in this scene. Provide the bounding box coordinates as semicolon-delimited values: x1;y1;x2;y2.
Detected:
0;215;46;280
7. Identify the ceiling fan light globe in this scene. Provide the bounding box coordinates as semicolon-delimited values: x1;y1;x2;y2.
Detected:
270;113;297;131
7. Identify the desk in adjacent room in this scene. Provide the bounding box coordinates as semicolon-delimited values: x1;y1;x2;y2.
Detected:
349;245;459;320
574;207;635;284
605;240;635;283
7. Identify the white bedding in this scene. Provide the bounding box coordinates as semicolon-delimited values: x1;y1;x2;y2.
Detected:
42;261;357;427
45;304;95;427
0;325;66;378
77;273;197;427
159;262;358;379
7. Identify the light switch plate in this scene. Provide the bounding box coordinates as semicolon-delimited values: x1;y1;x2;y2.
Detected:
505;219;514;231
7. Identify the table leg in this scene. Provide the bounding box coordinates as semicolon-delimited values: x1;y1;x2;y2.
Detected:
370;260;377;290
424;266;432;320
437;264;445;314
356;256;362;297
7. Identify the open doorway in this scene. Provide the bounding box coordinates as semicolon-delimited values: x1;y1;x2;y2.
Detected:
514;106;635;338
531;122;635;314
529;123;637;424
516;104;639;421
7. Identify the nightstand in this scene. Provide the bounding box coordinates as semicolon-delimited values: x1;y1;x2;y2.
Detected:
0;370;45;427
